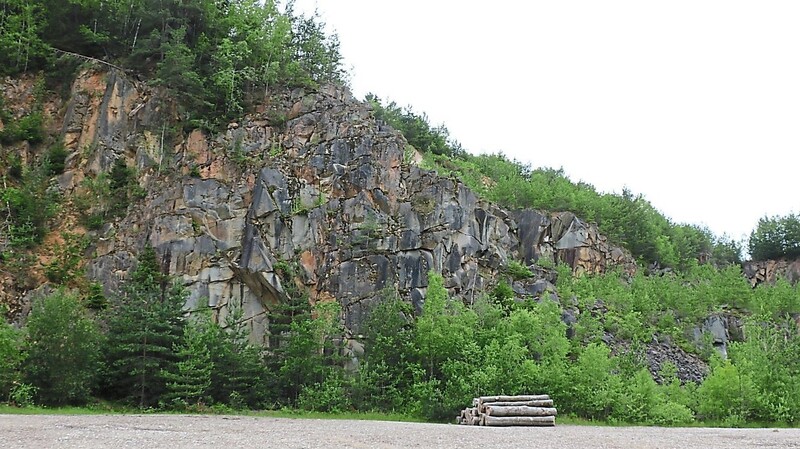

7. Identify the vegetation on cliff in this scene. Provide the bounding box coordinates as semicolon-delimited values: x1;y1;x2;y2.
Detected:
749;213;800;261
367;96;743;271
0;0;344;127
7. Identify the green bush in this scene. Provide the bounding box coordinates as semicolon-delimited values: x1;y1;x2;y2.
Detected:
161;318;214;409
490;281;515;313
298;372;351;413
728;317;800;423
357;290;420;412
45;143;69;175
613;368;661;423
83;282;108;310
23;290;103;406
6;154;23;179
43;232;88;284
0;167;60;247
0;112;44;145
0;319;26;402
108;158;134;217
694;357;756;421
9;383;37;407
563;343;623;420
366;94;462;157
506;260;533;280
650;400;695;426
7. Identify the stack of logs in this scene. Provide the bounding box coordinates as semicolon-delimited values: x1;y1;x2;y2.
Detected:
457;395;557;427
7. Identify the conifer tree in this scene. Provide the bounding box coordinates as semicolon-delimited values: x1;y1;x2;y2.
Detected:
102;246;186;408
206;306;267;408
264;262;314;405
161;318;213;409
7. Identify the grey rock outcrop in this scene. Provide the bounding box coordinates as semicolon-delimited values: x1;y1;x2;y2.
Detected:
513;210;636;276
2;67;637;344
690;312;746;359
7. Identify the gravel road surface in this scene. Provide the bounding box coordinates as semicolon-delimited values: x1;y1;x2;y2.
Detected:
1;414;799;449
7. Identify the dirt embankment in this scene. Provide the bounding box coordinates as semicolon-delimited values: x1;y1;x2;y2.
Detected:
1;414;799;449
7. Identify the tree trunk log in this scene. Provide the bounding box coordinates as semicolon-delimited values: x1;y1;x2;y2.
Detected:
484;406;558;417
480;400;554;409
482;416;556;427
478;395;549;403
477;395;549;410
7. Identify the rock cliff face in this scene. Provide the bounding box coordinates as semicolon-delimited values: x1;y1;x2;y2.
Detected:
742;259;800;287
2;67;637;343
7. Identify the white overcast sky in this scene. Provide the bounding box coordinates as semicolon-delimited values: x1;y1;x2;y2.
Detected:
292;1;800;242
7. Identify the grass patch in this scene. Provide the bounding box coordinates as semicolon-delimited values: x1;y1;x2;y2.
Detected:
0;405;121;415
0;404;422;423
250;409;424;423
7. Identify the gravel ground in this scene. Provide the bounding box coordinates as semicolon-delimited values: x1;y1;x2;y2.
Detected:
1;414;799;449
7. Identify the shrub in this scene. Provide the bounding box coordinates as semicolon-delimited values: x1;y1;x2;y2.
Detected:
45;143;69;176
650;401;695;426
613;369;657;423
15;113;44;144
490;281;515;313
695;357;756;421
563;343;623;420
366;94;462;158
83;282;108;310
0;112;44;145
0;319;26;402
0;168;60;247
298;372;351;413
357;290;420;412
23;290;103;405
161;318;214;409
43;232;88;284
506;260;533;280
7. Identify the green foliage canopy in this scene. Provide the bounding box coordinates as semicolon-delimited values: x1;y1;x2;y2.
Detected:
0;318;25;402
0;0;346;128
748;213;800;260
23;289;103;406
425;152;743;270
367;94;463;158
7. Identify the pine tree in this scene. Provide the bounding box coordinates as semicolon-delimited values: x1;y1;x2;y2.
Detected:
102;246;186;408
161;318;213;409
264;261;316;405
206;307;267;408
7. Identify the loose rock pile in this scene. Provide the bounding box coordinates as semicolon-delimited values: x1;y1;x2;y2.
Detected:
457;395;557;427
